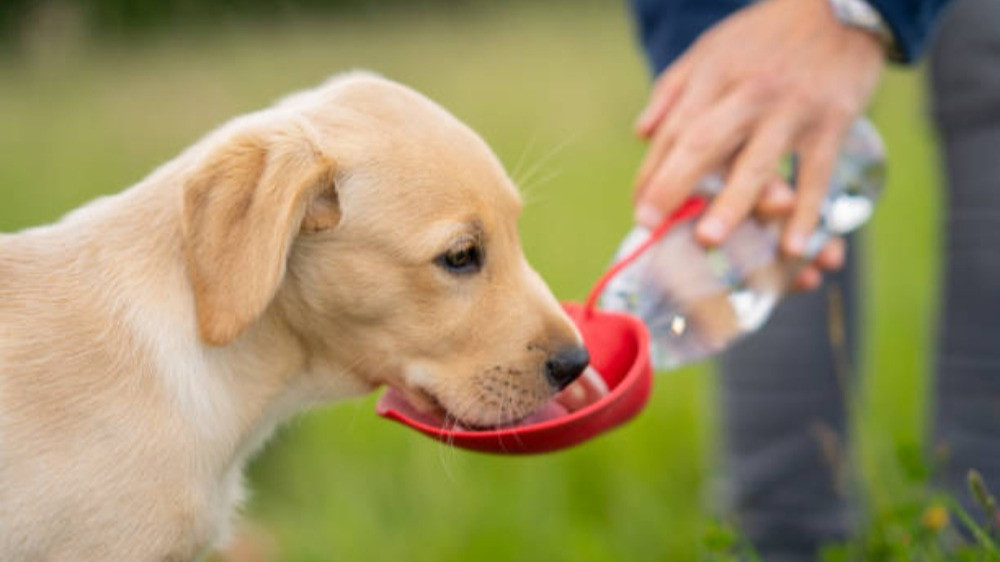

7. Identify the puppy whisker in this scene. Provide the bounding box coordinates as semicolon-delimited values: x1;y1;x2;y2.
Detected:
512;135;576;204
507;131;541;187
518;169;562;208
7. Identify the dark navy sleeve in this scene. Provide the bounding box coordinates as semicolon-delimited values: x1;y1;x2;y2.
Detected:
867;0;955;62
629;0;956;77
627;0;749;77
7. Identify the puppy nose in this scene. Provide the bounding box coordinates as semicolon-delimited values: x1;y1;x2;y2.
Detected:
545;346;590;390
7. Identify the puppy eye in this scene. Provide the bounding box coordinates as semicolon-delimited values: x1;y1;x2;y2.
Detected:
436;242;483;275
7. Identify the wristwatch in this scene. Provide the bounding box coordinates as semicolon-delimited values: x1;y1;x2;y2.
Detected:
827;0;903;60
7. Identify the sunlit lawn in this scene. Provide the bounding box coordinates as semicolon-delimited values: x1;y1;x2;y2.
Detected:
0;3;947;560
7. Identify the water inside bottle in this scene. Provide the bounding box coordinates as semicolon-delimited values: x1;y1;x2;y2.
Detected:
600;118;885;371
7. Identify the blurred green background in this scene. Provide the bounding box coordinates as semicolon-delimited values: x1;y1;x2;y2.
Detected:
0;1;941;560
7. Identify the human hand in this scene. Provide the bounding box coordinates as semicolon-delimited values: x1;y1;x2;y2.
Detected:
755;179;845;291
633;0;884;273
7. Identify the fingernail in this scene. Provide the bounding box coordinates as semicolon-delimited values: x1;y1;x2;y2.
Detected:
697;216;726;244
785;233;807;256
635;203;664;228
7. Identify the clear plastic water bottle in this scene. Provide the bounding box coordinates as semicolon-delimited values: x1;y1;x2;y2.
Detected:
600;118;885;370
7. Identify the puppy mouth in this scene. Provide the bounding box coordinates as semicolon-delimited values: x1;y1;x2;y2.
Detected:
378;367;609;431
382;383;527;429
393;384;448;419
378;386;555;430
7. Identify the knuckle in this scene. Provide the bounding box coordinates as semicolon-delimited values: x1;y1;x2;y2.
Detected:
824;99;858;124
793;200;824;226
738;157;777;185
798;181;828;203
718;181;760;210
657;116;683;144
713;198;754;226
648;183;680;208
726;192;757;217
648;162;675;189
679;123;717;154
742;71;784;104
784;84;827;112
651;125;678;153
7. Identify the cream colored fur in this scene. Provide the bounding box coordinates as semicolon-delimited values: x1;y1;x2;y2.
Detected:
0;72;581;561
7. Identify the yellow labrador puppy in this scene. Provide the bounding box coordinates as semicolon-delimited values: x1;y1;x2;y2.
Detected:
0;72;588;561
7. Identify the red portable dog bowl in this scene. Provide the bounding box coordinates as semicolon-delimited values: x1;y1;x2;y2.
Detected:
375;197;706;455
376;303;653;454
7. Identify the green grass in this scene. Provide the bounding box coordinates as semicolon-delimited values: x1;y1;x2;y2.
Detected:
0;2;983;560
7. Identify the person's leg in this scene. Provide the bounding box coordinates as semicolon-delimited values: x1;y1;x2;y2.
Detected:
929;0;1000;524
719;242;860;559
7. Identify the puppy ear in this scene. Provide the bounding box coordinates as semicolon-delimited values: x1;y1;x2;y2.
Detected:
182;125;339;346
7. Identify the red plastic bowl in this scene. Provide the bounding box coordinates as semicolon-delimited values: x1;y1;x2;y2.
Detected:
375;302;653;454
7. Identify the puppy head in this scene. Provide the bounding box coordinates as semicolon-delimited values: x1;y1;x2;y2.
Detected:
181;73;586;427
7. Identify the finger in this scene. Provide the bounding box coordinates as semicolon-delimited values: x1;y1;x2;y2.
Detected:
783;123;848;257
695;114;797;246
814;237;845;271
754;177;795;219
792;266;823;292
635;57;694;138
635;69;728;201
635;86;764;228
634;115;681;200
